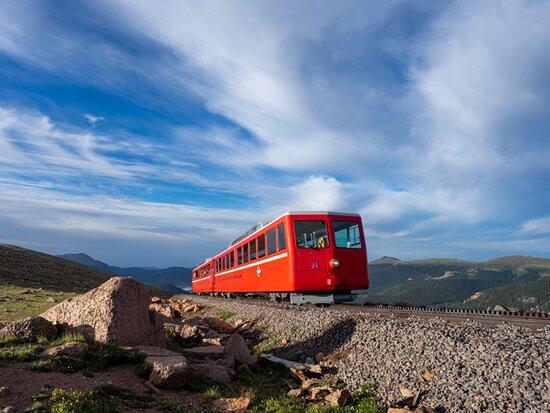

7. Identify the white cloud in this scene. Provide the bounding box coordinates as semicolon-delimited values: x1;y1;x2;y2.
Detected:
522;217;550;234
85;114;105;126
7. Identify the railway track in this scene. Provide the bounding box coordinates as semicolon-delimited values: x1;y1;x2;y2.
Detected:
194;294;550;329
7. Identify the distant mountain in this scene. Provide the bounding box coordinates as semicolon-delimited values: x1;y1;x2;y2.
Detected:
361;255;550;312
58;253;192;293
0;244;109;292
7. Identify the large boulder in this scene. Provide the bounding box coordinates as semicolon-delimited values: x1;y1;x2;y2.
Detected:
0;316;56;342
41;277;166;346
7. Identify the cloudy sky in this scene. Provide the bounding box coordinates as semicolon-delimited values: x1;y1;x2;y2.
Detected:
0;0;549;267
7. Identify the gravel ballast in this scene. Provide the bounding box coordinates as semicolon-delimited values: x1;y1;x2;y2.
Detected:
192;296;549;413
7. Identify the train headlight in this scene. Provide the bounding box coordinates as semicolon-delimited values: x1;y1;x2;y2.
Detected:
329;259;340;268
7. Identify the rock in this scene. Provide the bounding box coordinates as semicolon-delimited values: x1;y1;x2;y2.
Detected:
149;303;176;318
400;387;414;398
422;370;435;382
41;277;166;346
21;289;34;294
315;352;326;363
224;333;255;366
179;324;203;343
135;346;183;358
189;361;235;384
301;378;323;389
287;388;303;397
42;342;89;358
148;356;188;389
212;397;250;412
388;409;411;413
0;316;56;342
0;386;10;397
151;296;162;303
183;345;225;359
281;338;288;345
203;337;224;346
1;406;15;413
309;386;330;400
204;317;234;334
305;356;315;364
45;297;56;303
325;388;354;407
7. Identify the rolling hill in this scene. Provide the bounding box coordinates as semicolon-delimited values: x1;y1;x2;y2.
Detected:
361;255;550;311
0;244;110;292
58;253;192;291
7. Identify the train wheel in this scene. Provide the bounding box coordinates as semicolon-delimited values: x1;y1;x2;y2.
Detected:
269;293;282;303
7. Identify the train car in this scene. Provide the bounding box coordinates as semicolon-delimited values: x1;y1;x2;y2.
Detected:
192;211;369;304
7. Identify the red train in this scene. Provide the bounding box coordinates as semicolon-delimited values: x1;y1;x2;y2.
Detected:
192;211;369;305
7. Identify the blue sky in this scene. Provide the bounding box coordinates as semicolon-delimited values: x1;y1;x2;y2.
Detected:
0;0;549;267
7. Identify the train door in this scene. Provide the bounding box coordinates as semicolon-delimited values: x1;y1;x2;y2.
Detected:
293;219;329;290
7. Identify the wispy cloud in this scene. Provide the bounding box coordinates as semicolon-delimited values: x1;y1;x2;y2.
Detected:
0;1;549;263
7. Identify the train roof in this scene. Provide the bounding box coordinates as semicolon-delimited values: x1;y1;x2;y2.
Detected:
228;211;360;247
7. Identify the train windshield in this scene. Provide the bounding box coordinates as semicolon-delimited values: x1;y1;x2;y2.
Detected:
332;221;362;249
294;220;329;248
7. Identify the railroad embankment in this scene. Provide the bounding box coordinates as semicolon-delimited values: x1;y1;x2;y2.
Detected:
192;296;550;413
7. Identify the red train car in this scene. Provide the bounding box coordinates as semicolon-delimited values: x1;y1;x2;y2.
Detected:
192;211;369;304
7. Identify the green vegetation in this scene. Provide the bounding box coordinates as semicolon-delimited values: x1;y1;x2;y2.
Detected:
0;244;109;293
0;284;76;324
362;255;550;311
215;309;236;321
1;332;144;373
252;338;280;355
27;384;155;412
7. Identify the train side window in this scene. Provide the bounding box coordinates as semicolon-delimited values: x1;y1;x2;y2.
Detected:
230;251;235;267
277;223;286;250
257;234;266;257
267;228;276;255
243;244;249;263
216;260;219;272
249;239;257;260
237;248;242;265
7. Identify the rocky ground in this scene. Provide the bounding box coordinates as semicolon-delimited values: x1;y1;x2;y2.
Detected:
191;296;550;413
0;278;385;412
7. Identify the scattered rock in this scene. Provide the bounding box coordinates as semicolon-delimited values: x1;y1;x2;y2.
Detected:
422;370;435;382
42;342;89;358
0;316;57;342
151;297;162;304
400;387;414;398
189;361;234;384
179;324;203;343
183;345;225;359
224;333;255;366
212;397;250;412
325;388;354;407
150;303;176;318
204;317;234;334
287;388;303;397
41;277;166;346
148;357;188;389
0;386;10;397
309;386;330;400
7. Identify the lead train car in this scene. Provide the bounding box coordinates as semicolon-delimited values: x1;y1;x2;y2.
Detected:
192;211;369;305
